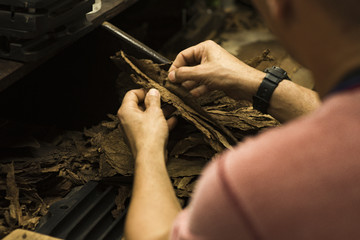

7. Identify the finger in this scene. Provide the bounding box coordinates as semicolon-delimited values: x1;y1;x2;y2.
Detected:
190;85;209;97
121;89;146;109
182;80;198;90
167;116;178;131
144;88;161;109
168;45;202;72
168;65;205;83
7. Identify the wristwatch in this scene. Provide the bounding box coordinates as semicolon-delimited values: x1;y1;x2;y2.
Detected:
252;66;291;114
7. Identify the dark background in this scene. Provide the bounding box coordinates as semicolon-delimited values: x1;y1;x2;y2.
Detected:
0;0;191;130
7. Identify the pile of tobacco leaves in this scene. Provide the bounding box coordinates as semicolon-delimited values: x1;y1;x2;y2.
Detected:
0;52;279;237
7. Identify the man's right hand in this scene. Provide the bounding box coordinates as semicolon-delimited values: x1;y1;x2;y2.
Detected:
168;40;266;101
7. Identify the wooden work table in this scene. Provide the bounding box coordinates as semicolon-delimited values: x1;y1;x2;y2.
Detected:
3;229;62;240
0;0;138;92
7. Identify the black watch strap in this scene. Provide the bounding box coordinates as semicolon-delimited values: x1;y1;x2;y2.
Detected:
253;66;290;114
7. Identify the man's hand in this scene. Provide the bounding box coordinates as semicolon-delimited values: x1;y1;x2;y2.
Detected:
117;88;174;158
118;88;181;240
168;40;266;101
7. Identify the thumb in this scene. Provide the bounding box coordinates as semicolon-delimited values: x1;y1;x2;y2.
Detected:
145;88;161;109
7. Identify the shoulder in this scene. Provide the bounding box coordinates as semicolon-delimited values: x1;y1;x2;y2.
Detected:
221;89;360;239
226;88;360;165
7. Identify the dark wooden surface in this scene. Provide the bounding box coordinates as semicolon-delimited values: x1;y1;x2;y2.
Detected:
0;0;138;92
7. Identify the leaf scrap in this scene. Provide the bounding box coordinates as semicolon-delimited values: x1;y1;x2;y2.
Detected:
4;163;22;227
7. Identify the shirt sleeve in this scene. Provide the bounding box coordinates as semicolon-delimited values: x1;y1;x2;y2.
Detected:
169;153;258;240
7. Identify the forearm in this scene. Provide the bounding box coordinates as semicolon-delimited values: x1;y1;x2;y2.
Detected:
125;148;181;240
243;72;320;123
267;80;321;122
221;67;321;122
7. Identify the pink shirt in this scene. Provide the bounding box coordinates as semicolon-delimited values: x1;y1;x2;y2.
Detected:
170;88;360;240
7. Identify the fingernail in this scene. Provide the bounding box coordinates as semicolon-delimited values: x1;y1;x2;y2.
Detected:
148;88;159;96
168;71;175;82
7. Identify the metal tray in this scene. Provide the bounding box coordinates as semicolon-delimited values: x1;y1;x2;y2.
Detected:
0;16;93;62
36;181;127;240
0;0;62;9
0;0;94;39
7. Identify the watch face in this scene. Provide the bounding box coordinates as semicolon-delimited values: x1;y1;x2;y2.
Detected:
265;67;290;80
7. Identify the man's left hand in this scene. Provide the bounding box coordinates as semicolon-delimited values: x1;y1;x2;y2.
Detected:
117;88;175;159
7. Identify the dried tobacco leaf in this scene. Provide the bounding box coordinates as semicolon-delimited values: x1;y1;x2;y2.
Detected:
99;154;118;178
111;186;131;219
173;177;197;198
173;177;194;190
4;163;22;227
100;128;133;176
205;105;279;132
244;49;274;68
170;133;215;159
167;157;208;177
111;51;237;152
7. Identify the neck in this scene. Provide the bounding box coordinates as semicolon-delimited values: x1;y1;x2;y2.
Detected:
282;1;360;98
311;37;360;98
